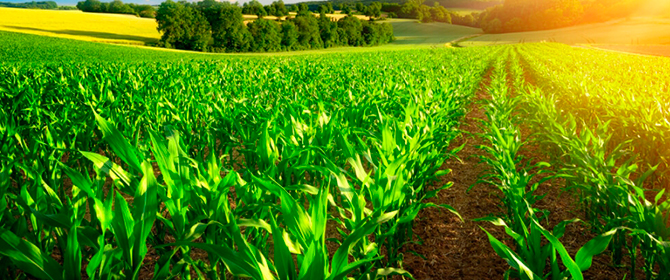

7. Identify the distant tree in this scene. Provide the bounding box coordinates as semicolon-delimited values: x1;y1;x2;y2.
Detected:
156;0;211;51
318;12;339;47
318;4;328;15
281;20;299;50
430;2;450;23
265;4;276;17
400;0;423;18
337;15;363;46
289;4;298;12
248;18;282;51
379;22;394;43
108;0;133;14
201;2;250;52
355;2;365;14
417;4;432;22
242;0;266;18
128;4;155;18
77;0;102;12
364;2;381;19
484;18;502;33
325;2;334;14
342;4;352;16
269;0;287;17
292;12;323;49
361;21;380;45
298;3;308;13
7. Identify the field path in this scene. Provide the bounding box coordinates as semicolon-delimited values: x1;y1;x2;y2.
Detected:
402;68;509;279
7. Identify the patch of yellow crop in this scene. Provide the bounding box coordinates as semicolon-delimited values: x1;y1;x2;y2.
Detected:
0;7;160;45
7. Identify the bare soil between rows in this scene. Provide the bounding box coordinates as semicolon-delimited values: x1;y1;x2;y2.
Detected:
400;64;637;279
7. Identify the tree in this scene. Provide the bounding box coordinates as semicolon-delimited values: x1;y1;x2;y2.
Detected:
355;2;366;14
430;3;450;23
242;0;266;18
325;3;334;14
292;12;323;49
270;0;287;17
298;3;309;13
77;0;102;12
281;20;299;50
337;15;363;46
108;0;133;14
201;2;250;52
342;4;352;16
155;0;211;51
289;4;298;12
318;12;339;47
361;21;380;45
248;19;282;51
364;2;382;19
417;4;432;22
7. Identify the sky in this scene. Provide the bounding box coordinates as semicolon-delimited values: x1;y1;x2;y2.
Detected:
1;0;304;6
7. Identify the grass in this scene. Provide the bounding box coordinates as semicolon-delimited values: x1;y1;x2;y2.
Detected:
461;17;670;46
387;18;481;46
0;30;451;64
0;7;160;45
448;8;482;15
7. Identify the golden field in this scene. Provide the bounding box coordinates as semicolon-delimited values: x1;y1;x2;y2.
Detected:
0;7;161;45
0;7;372;46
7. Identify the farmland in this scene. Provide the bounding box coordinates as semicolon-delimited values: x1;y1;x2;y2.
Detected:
1;5;670;280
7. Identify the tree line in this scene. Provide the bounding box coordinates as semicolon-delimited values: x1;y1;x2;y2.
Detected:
0;1;75;10
76;0;155;18
479;0;649;33
155;0;394;53
380;0;479;27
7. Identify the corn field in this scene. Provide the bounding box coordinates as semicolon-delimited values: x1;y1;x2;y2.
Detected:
0;48;497;279
1;42;669;280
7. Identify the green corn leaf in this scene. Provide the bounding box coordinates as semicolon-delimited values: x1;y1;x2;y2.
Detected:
574;229;617;271
93;111;143;173
63;224;82;280
0;229;63;280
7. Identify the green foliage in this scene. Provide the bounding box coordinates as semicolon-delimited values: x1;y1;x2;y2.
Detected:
479;0;648;33
76;0;155;18
0;45;497;279
242;0;267;18
0;1;58;9
517;43;670;279
248;19;282;52
155;0;394;53
155;0;211;51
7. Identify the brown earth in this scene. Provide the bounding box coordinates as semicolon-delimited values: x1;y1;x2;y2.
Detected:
400;62;640;279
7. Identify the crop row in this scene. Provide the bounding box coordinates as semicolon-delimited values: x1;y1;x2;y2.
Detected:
514;44;670;279
0;48;499;279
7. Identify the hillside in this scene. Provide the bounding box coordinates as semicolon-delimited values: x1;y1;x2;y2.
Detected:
0;7;482;50
461;17;670;46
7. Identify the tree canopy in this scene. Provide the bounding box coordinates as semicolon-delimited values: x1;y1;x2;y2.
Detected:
154;0;394;53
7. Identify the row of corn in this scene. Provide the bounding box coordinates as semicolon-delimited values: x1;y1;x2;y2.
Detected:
515;44;670;279
474;48;619;280
0;48;499;279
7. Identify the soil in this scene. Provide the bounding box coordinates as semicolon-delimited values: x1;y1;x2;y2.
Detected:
399;63;641;279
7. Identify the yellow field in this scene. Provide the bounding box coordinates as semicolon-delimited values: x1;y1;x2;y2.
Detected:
0;7;160;45
0;7;374;46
